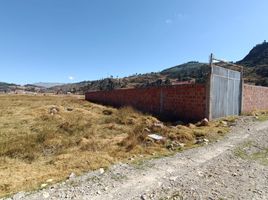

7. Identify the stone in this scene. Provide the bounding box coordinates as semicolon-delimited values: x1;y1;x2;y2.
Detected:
177;142;185;148
220;121;228;126
141;194;147;200
46;179;53;183
232;173;238;177
43;192;50;199
148;134;165;141
69;172;76;179
167;142;185;150
49;106;59;115
153;122;164;128
99;168;105;174
66;107;73;111
97;191;102;195
188;123;196;128
40;184;48;188
169;176;178;181
200;118;209;126
195;138;209;145
13;192;26;200
103;110;113;115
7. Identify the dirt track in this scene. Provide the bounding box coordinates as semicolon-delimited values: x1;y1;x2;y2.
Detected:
6;117;268;200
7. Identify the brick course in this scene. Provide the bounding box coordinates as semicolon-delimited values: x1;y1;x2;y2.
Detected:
242;84;268;113
85;84;207;121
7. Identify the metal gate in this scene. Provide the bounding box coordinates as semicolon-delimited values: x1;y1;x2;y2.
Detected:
209;55;243;119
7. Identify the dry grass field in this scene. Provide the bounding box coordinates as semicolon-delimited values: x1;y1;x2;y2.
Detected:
0;95;230;197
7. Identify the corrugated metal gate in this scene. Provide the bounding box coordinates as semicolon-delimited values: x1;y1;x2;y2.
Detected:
209;56;243;119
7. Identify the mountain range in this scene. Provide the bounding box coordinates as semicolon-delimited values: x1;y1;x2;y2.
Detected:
1;41;268;94
32;82;64;88
50;41;268;94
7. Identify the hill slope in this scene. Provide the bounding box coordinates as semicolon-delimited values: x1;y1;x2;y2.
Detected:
33;82;64;88
160;61;209;82
0;82;46;93
238;41;268;85
238;41;268;67
0;82;19;92
49;62;209;94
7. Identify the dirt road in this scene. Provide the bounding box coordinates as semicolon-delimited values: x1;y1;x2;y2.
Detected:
7;117;268;200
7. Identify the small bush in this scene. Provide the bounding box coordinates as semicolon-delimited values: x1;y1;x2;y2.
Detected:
36;132;47;144
119;124;148;151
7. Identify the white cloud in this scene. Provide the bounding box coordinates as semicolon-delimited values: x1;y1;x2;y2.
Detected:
68;76;75;80
165;19;173;24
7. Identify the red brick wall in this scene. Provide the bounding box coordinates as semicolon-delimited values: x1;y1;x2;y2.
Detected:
243;84;268;113
85;84;207;121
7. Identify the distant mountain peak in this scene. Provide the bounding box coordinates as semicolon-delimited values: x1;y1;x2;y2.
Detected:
237;41;268;86
238;41;268;67
32;82;65;88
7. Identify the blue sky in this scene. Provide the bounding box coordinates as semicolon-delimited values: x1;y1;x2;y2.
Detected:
0;0;267;84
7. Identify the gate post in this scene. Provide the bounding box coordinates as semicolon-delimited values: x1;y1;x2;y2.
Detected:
206;53;214;121
240;67;244;115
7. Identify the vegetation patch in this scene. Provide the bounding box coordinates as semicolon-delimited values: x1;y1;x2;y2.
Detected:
0;95;230;197
234;141;268;166
244;110;268;121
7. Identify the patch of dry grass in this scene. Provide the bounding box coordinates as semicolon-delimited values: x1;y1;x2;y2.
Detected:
0;94;229;197
244;110;268;121
234;141;268;166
